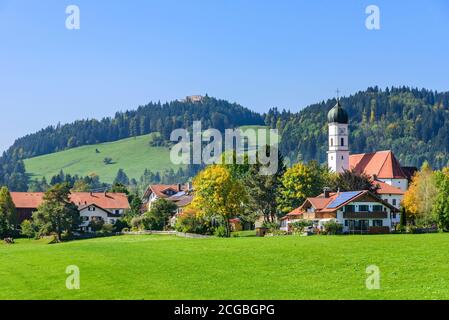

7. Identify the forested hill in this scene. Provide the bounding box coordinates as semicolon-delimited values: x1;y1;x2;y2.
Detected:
5;95;264;160
2;87;449;192
267;87;449;169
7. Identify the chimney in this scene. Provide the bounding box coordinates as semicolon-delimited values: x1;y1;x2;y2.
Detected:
178;184;182;192
90;192;92;196
323;187;330;198
372;174;378;181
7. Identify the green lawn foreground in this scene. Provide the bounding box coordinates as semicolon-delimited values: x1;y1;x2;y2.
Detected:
1;233;449;300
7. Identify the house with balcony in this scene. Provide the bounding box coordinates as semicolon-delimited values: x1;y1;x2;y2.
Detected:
280;190;398;234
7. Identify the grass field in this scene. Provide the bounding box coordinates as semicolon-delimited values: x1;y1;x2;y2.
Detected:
2;233;449;300
24;134;181;184
24;127;278;184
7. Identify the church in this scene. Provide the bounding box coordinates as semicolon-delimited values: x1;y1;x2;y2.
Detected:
280;100;416;234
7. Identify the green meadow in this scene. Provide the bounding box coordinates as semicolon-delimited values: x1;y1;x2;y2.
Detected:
24;134;180;184
24;126;278;184
2;233;449;300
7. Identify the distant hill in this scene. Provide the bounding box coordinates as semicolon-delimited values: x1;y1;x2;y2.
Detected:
24;133;182;184
2;87;449;191
266;86;449;169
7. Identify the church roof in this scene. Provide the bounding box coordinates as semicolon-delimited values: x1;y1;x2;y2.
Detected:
349;150;407;179
327;101;349;124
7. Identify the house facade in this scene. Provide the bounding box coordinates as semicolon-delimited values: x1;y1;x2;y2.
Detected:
281;190;398;234
11;192;130;230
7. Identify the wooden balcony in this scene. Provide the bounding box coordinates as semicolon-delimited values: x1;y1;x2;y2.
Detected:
343;211;388;219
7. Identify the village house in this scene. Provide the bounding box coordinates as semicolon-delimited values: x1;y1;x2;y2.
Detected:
11;192;130;231
142;183;193;226
280;190;399;234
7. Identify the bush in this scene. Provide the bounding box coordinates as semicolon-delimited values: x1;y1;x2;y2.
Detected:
96;223;114;236
113;219;129;232
175;208;213;235
214;225;227;238
323;221;343;235
290;220;313;235
20;220;36;239
88;219;105;232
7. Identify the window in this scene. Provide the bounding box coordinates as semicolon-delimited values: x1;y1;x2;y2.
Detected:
330;138;333;147
372;220;383;227
345;205;355;212
341;156;344;160
359;205;369;212
341;138;344;146
344;220;349;226
392;199;397;206
115;209;120;215
372;205;382;212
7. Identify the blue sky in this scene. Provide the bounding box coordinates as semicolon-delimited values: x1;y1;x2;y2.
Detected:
1;0;448;152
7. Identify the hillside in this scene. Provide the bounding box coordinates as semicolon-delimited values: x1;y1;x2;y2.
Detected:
2;87;449;191
24;134;182;184
268;87;449;168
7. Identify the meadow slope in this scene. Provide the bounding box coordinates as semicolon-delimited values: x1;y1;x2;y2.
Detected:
24;134;181;184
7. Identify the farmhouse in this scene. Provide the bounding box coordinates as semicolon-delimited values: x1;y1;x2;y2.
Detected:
280;190;398;234
10;192;130;229
142;183;193;212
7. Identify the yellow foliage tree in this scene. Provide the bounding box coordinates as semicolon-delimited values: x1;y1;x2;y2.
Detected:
191;165;246;237
402;162;438;225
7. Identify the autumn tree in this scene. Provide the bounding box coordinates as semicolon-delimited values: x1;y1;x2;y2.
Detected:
277;161;329;214
33;183;80;241
192;165;246;237
403;162;438;226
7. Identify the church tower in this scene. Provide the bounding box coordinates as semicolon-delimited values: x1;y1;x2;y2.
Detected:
327;99;349;173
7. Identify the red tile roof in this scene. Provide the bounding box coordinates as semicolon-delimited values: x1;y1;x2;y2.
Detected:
146;184;186;198
11;192;130;210
287;207;305;216
349;150;407;179
374;180;405;195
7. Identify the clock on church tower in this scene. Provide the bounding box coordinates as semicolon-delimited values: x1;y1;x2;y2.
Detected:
327;99;349;173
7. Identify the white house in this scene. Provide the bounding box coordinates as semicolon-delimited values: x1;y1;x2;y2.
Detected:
280;190;399;234
79;204;122;232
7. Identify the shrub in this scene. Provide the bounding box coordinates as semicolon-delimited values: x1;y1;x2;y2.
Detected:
290;220;313;235
175;208;213;235
88;219;104;232
97;223;114;236
20;220;36;239
113;219;129;232
323;221;343;235
214;225;227;238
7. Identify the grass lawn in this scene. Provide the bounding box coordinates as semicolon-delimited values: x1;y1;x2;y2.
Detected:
2;233;449;300
24;133;182;183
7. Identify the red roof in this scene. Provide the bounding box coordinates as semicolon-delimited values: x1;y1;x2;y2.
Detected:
146;184;186;198
349;150;407;179
287;207;305;216
11;192;130;210
374;180;405;195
